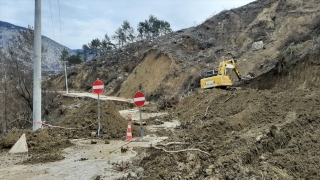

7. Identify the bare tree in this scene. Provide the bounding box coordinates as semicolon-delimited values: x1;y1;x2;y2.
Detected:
112;27;126;48
121;21;135;43
0;27;47;133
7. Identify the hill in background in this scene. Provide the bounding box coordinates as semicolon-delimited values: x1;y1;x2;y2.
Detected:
0;21;74;71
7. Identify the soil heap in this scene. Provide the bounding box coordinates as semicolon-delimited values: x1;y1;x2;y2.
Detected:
0;95;138;164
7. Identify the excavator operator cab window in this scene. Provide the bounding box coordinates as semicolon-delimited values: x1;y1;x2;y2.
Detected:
205;70;218;78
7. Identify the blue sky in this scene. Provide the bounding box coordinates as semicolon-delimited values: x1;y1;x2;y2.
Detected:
0;0;255;49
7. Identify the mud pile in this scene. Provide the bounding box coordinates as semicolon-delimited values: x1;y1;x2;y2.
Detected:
0;95;138;164
124;52;320;179
0;128;72;164
54;98;128;139
42;95;140;140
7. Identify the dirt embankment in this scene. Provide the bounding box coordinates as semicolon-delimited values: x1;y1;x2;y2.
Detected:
117;49;176;98
248;52;320;91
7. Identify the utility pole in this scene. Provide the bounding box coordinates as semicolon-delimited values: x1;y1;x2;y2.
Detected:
64;61;68;93
33;0;42;131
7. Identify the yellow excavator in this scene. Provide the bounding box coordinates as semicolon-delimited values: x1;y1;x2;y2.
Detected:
200;59;242;89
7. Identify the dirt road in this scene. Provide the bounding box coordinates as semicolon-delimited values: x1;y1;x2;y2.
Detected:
0;136;167;180
63;92;133;103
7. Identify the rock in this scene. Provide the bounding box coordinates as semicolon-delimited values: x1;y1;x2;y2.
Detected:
128;172;137;178
252;41;264;51
80;157;88;161
121;147;127;153
92;175;101;180
91;140;97;144
205;168;213;175
105;140;110;144
256;134;264;141
91;132;96;137
134;167;144;176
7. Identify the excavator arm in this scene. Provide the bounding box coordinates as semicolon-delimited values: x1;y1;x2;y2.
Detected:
219;59;242;80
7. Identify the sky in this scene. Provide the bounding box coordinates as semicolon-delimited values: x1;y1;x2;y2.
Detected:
0;0;255;49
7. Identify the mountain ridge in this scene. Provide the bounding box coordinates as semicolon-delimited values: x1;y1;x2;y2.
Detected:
0;20;74;71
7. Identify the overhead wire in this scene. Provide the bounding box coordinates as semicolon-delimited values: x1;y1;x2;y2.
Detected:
48;0;55;41
58;0;62;45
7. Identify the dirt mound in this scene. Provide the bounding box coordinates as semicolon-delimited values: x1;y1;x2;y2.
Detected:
0;128;72;164
40;94;139;140
0;94;140;164
54;98;128;139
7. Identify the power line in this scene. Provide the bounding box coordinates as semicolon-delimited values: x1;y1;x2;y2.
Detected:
58;0;62;45
48;0;55;41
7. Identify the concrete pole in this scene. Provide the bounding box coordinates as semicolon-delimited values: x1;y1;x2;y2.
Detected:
64;61;68;93
33;0;42;131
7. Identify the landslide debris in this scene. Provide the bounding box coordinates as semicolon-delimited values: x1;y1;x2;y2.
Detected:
0;95;139;164
120;51;320;179
54;97;128;139
2;0;320;177
0;128;72;164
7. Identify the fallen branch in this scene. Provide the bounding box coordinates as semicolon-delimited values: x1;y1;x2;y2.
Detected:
109;141;132;154
219;94;235;104
155;142;189;147
132;121;147;126
153;146;210;155
204;105;210;116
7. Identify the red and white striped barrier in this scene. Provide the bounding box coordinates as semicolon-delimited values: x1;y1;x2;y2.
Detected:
32;120;98;130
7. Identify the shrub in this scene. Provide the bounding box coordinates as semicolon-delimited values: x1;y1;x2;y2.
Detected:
123;62;135;72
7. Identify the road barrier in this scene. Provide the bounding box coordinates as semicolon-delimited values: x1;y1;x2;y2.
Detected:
33;120;98;130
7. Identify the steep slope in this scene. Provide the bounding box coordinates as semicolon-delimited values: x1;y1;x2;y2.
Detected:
43;0;320;99
248;50;320;90
117;49;177;98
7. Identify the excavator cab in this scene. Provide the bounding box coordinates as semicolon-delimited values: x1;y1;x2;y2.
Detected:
204;70;219;78
200;59;242;89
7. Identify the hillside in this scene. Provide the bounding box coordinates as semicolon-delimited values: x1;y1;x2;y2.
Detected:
43;0;320;98
0;21;74;71
1;0;320;179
